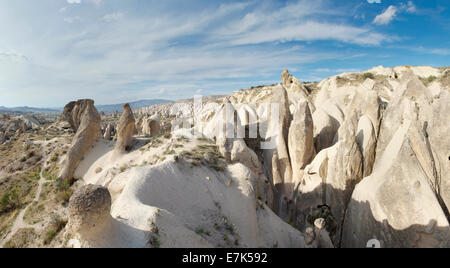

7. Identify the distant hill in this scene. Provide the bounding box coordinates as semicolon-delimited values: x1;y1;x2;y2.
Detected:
96;99;172;114
0;99;173;115
0;106;59;114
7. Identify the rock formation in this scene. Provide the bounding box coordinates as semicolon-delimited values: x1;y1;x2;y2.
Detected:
68;184;112;240
6;65;450;249
341;71;450;248
115;104;136;152
268;85;293;199
59;99;101;183
142;115;161;137
312;108;339;152
103;123;114;140
281;68;309;97
288;100;315;187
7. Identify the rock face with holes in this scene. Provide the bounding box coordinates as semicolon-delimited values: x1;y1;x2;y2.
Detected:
59;99;101;182
115;104;136;152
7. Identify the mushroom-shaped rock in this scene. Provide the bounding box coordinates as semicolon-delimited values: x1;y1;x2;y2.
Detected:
68;184;112;239
59;99;101;183
115;104;136;152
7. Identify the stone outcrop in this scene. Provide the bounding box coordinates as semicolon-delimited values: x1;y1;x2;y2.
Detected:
288;100;315;187
342;119;450;247
341;71;450;248
230;139;274;208
0;114;41;144
59;99;101;183
48;66;450;248
68;184;112;240
142;115;161;137
356;115;377;177
281;68;309;97
60;100;99;132
268;85;293;199
103;124;114;140
312;108;339;152
115;104;136;152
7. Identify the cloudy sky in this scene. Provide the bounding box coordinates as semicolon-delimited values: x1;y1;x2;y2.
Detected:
0;0;449;107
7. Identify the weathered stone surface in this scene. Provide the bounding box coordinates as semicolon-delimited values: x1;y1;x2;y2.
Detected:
342;119;450;247
68;184;112;238
342;70;450;248
312;108;339;152
356;115;377;177
103;124;114;140
59;99;101;182
115;104;136;152
281;68;309;97
269;85;293;198
288;100;315;187
142;115;161;137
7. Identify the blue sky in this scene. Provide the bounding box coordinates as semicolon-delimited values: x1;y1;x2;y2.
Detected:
0;0;449;107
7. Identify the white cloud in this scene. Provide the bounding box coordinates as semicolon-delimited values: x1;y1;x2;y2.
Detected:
67;0;102;5
402;1;417;13
63;16;81;23
0;0;395;106
216;1;389;45
367;0;381;3
373;5;397;25
102;12;124;22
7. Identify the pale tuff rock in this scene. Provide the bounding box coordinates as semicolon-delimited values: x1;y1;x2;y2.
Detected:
356;115;377;177
342;70;450;248
281;68;309;97
269;85;293;198
230;139;261;178
60;99;99;132
81;160;308;248
326;112;363;243
115;104;136;152
0;114;41;144
230;139;274;208
36;65;450;248
16;115;40;130
296;110;363;245
103;124;114;140
68;184;112;239
142;115;161;137
312;108;339;152
288;100;315;187
342;120;450;247
59;101;77;130
59;99;101;183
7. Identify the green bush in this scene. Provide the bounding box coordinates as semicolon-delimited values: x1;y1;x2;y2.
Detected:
363;72;375;79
